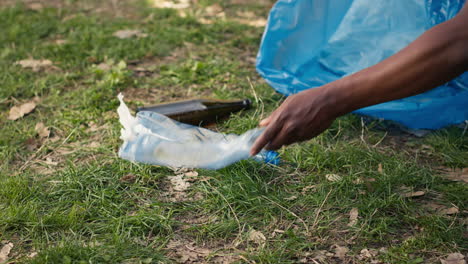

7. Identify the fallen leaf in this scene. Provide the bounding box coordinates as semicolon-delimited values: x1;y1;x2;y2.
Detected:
359;248;379;260
35;122;50;139
168;175;190;192
8;101;36;120
16;59;53;71
236;10;256;18
28;251;38;258
0;242;13;262
44;157;58;166
348;207;359;227
205;4;223;16
165;239;211;263
184;170;198;177
198;18;215;24
301;185;316;194
399;186;425;198
441;207;459;215
441;253;466;264
152;0;190;9
248;229;266;245
233;18;267;27
28;3;43;10
403;191;425;198
284;195;297;201
97;63;112;71
54;39;67;45
326;174;342;182
439;167;468;183
333;245;349;260
120;174;137;183
88;141;100;148
353;178;364;184
113;29;148;39
378;163;383;173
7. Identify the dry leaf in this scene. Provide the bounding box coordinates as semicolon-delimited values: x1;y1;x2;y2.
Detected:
113;29;148;39
439;167;468;183
28;3;43;10
402;191;425;198
35;122;50;139
198;18;215;24
16;59;53;71
8;101;36;120
165;239;212;263
301;185;316;194
28;251;38;258
441;207;459;215
399;186;425;198
378;163;383;173
284;195;297;201
233;18;267;27
359;248;379;260
54;39;67;45
326;174;342;182
184;170;198;177
88;141;100;148
333;245;349;260
152;0;190;9
169;175;190;192
441;253;466;264
0;242;13;262
97;62;112;71
248;229;266;245
348;207;359;227
44;157;58;166
236;10;256;18
120;174;137;183
205;4;223;16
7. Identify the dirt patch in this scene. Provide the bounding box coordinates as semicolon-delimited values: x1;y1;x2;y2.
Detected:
165;236;240;264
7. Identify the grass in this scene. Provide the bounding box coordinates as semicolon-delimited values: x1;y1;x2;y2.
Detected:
0;0;466;263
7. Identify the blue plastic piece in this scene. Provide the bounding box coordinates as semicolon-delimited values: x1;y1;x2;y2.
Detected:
254;150;280;166
257;0;468;129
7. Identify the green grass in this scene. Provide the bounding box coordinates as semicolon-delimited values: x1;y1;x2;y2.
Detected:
0;1;467;263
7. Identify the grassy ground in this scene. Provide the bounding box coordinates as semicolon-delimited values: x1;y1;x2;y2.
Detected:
0;0;466;263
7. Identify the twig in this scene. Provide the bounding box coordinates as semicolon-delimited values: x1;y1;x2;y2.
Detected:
262;195;309;234
17;127;77;174
372;131;388;147
206;181;242;244
311;189;332;230
247;77;265;120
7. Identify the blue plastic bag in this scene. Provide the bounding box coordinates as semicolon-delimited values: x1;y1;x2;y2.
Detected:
257;0;468;129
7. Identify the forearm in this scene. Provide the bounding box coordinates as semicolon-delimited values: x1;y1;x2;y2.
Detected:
327;13;468;117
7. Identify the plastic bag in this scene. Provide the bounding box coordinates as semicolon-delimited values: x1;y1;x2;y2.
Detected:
117;94;278;170
257;0;468;129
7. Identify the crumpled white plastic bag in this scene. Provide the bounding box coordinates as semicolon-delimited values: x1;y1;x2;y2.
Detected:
117;94;268;169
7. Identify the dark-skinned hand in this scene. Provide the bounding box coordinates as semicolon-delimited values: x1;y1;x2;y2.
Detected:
250;85;339;156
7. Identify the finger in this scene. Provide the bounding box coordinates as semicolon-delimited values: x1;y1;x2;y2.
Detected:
259;117;270;127
250;123;282;156
264;127;293;151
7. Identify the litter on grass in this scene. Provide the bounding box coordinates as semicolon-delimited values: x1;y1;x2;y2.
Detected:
117;94;278;169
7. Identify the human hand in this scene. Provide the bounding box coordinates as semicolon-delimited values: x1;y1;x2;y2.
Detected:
250;86;340;156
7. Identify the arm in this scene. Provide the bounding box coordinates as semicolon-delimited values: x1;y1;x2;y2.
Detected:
251;5;468;156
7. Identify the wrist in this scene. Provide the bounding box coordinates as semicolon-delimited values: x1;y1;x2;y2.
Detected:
320;75;361;118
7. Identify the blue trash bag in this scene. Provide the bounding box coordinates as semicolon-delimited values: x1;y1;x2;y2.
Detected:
257;0;468;129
